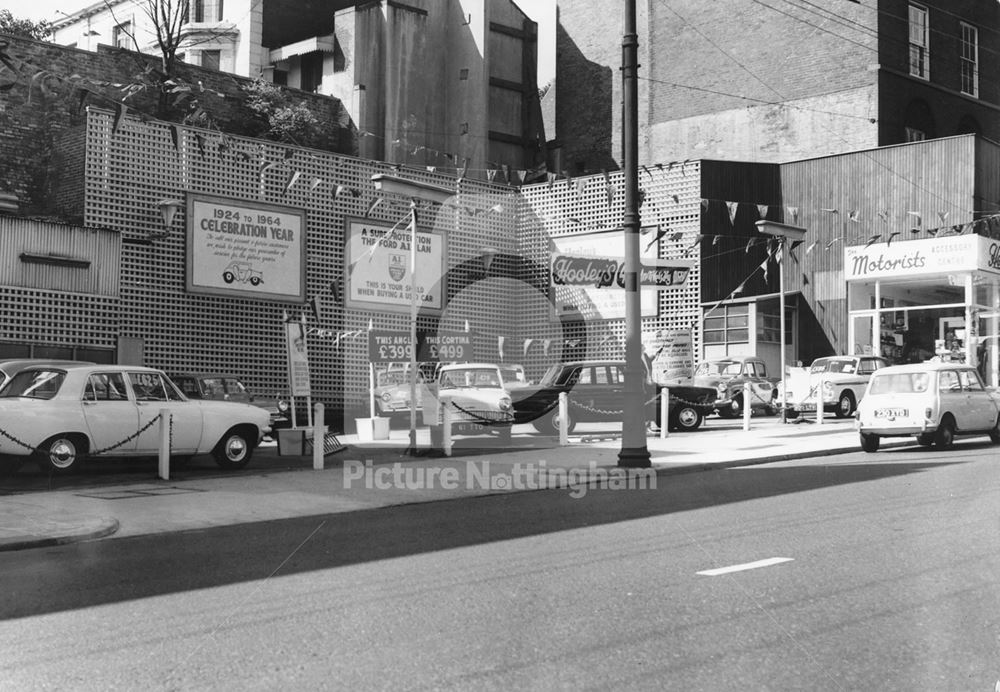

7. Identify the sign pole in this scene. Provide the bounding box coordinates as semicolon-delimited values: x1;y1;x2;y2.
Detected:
408;203;419;455
369;361;376;419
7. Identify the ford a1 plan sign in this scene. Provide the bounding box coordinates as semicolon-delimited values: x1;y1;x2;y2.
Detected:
345;217;446;313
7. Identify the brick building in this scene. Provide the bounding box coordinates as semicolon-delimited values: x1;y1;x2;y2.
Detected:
549;0;1000;172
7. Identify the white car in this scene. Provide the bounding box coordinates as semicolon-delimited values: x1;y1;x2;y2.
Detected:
776;355;888;419
856;362;1000;452
423;363;514;445
0;364;272;473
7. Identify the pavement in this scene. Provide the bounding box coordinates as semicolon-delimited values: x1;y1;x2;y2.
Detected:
0;415;903;551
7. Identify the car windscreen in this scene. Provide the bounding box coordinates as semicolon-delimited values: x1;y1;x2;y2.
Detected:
869;371;930;395
440;369;501;388
0;369;66;399
811;359;856;374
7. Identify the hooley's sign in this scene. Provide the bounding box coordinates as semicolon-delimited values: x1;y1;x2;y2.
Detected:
844;235;1000;280
551;254;693;288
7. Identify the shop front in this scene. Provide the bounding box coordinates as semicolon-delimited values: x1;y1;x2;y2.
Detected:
845;235;1000;387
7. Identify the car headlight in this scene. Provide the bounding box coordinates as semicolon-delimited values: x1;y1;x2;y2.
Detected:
716;383;727;396
823;381;833;395
381;392;392;402
277;399;290;412
499;397;512;411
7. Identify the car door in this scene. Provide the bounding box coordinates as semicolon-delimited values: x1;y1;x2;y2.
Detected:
81;372;139;456
128;371;204;454
958;369;992;430
937;370;965;427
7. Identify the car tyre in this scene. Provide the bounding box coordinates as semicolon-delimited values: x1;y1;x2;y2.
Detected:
35;434;85;474
670;405;703;432
785;409;800;420
860;432;880;453
990;416;1000;444
212;428;255;470
835;391;856;418
934;419;955;449
543;409;575;435
916;433;934;447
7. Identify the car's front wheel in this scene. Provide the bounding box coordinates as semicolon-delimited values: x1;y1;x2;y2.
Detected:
917;433;935;447
719;394;741;418
534;409;575;435
990;416;1000;444
35;434;86;474
860;432;880;453
835;391;856;418
670;405;703;432
212;428;255;470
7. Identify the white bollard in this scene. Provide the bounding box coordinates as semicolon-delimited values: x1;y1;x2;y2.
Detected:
558;392;569;446
158;409;171;480
660;387;669;439
442;403;453;457
742;382;752;431
313;402;325;470
815;384;824;425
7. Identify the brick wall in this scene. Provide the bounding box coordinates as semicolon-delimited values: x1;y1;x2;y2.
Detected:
0;34;353;218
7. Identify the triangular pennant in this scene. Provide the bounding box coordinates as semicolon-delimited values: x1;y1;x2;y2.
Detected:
606;184;616;206
937;211;949;224
547;172;557;189
878;210;889;223
756;204;769;220
576;179;587;195
170;124;181;151
113;102;128;134
761;256;770;283
366;196;383;216
498;336;505;361
333;184;345;199
802;273;810;287
806;241;817;254
700;198;710;209
283;170;301;196
487;169;498;182
310;177;323;192
195;133;206;159
786;206;799;224
543;339;553;356
309;295;322;322
523;338;534;356
886;231;901;246
848;210;860;222
641;165;652;179
501;164;510;184
907;211;922;226
726;201;739;225
517;169;527;183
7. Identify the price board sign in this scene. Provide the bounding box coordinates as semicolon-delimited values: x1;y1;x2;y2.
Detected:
369;331;471;363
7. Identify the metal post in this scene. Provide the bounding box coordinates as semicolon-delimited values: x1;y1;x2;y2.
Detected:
742;382;751;431
442;402;453;457
618;0;650;468
408;202;419;455
815;385;823;425
660;387;669;439
558;391;569;446
158;409;170;480
313;402;325;470
778;238;788;425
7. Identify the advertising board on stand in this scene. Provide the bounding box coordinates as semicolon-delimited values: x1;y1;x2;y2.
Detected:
643;329;695;385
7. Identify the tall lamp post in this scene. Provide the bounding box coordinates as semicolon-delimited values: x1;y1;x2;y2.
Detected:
755;220;807;424
619;0;650;467
371;174;454;453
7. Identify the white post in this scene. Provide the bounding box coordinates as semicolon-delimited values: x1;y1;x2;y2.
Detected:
742;382;752;431
660;387;669;439
290;395;297;429
558;392;569;446
815;383;824;425
442;402;453;457
369;362;376;418
158;409;170;480
778;238;788;424
313;402;325;470
306;394;313;428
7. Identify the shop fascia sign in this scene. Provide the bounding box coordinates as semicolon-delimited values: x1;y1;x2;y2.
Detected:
844;235;1000;281
551;254;693;289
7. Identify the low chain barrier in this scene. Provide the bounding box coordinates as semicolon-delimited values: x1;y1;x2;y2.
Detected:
0;413;172;457
447;400;513;427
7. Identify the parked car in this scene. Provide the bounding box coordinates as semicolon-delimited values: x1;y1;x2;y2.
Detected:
371;367;424;417
0;364;272;473
693;356;779;417
776;355;889;418
422;362;514;445
169;372;289;429
856;362;1000;452
511;360;718;434
0;359;94;392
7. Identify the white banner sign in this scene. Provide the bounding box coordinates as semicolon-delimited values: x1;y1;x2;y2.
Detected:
285;320;311;397
643;329;695;384
345;217;446;313
845;235;1000;281
186;193;306;301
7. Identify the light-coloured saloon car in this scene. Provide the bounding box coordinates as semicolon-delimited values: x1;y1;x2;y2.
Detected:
856;362;1000;452
422;363;514;445
0;364;272;473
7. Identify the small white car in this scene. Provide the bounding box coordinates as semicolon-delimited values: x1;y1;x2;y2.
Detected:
422;363;514;445
777;355;888;419
855;362;1000;452
0;364;272;473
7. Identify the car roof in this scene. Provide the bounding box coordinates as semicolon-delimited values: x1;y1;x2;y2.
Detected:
440;363;501;370
169;372;245;379
872;362;972;374
0;359;94;372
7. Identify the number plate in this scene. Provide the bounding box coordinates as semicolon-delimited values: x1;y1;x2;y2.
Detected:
799;403;816;412
875;408;908;418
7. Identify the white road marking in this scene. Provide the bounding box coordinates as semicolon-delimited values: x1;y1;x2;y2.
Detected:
697;557;794;576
